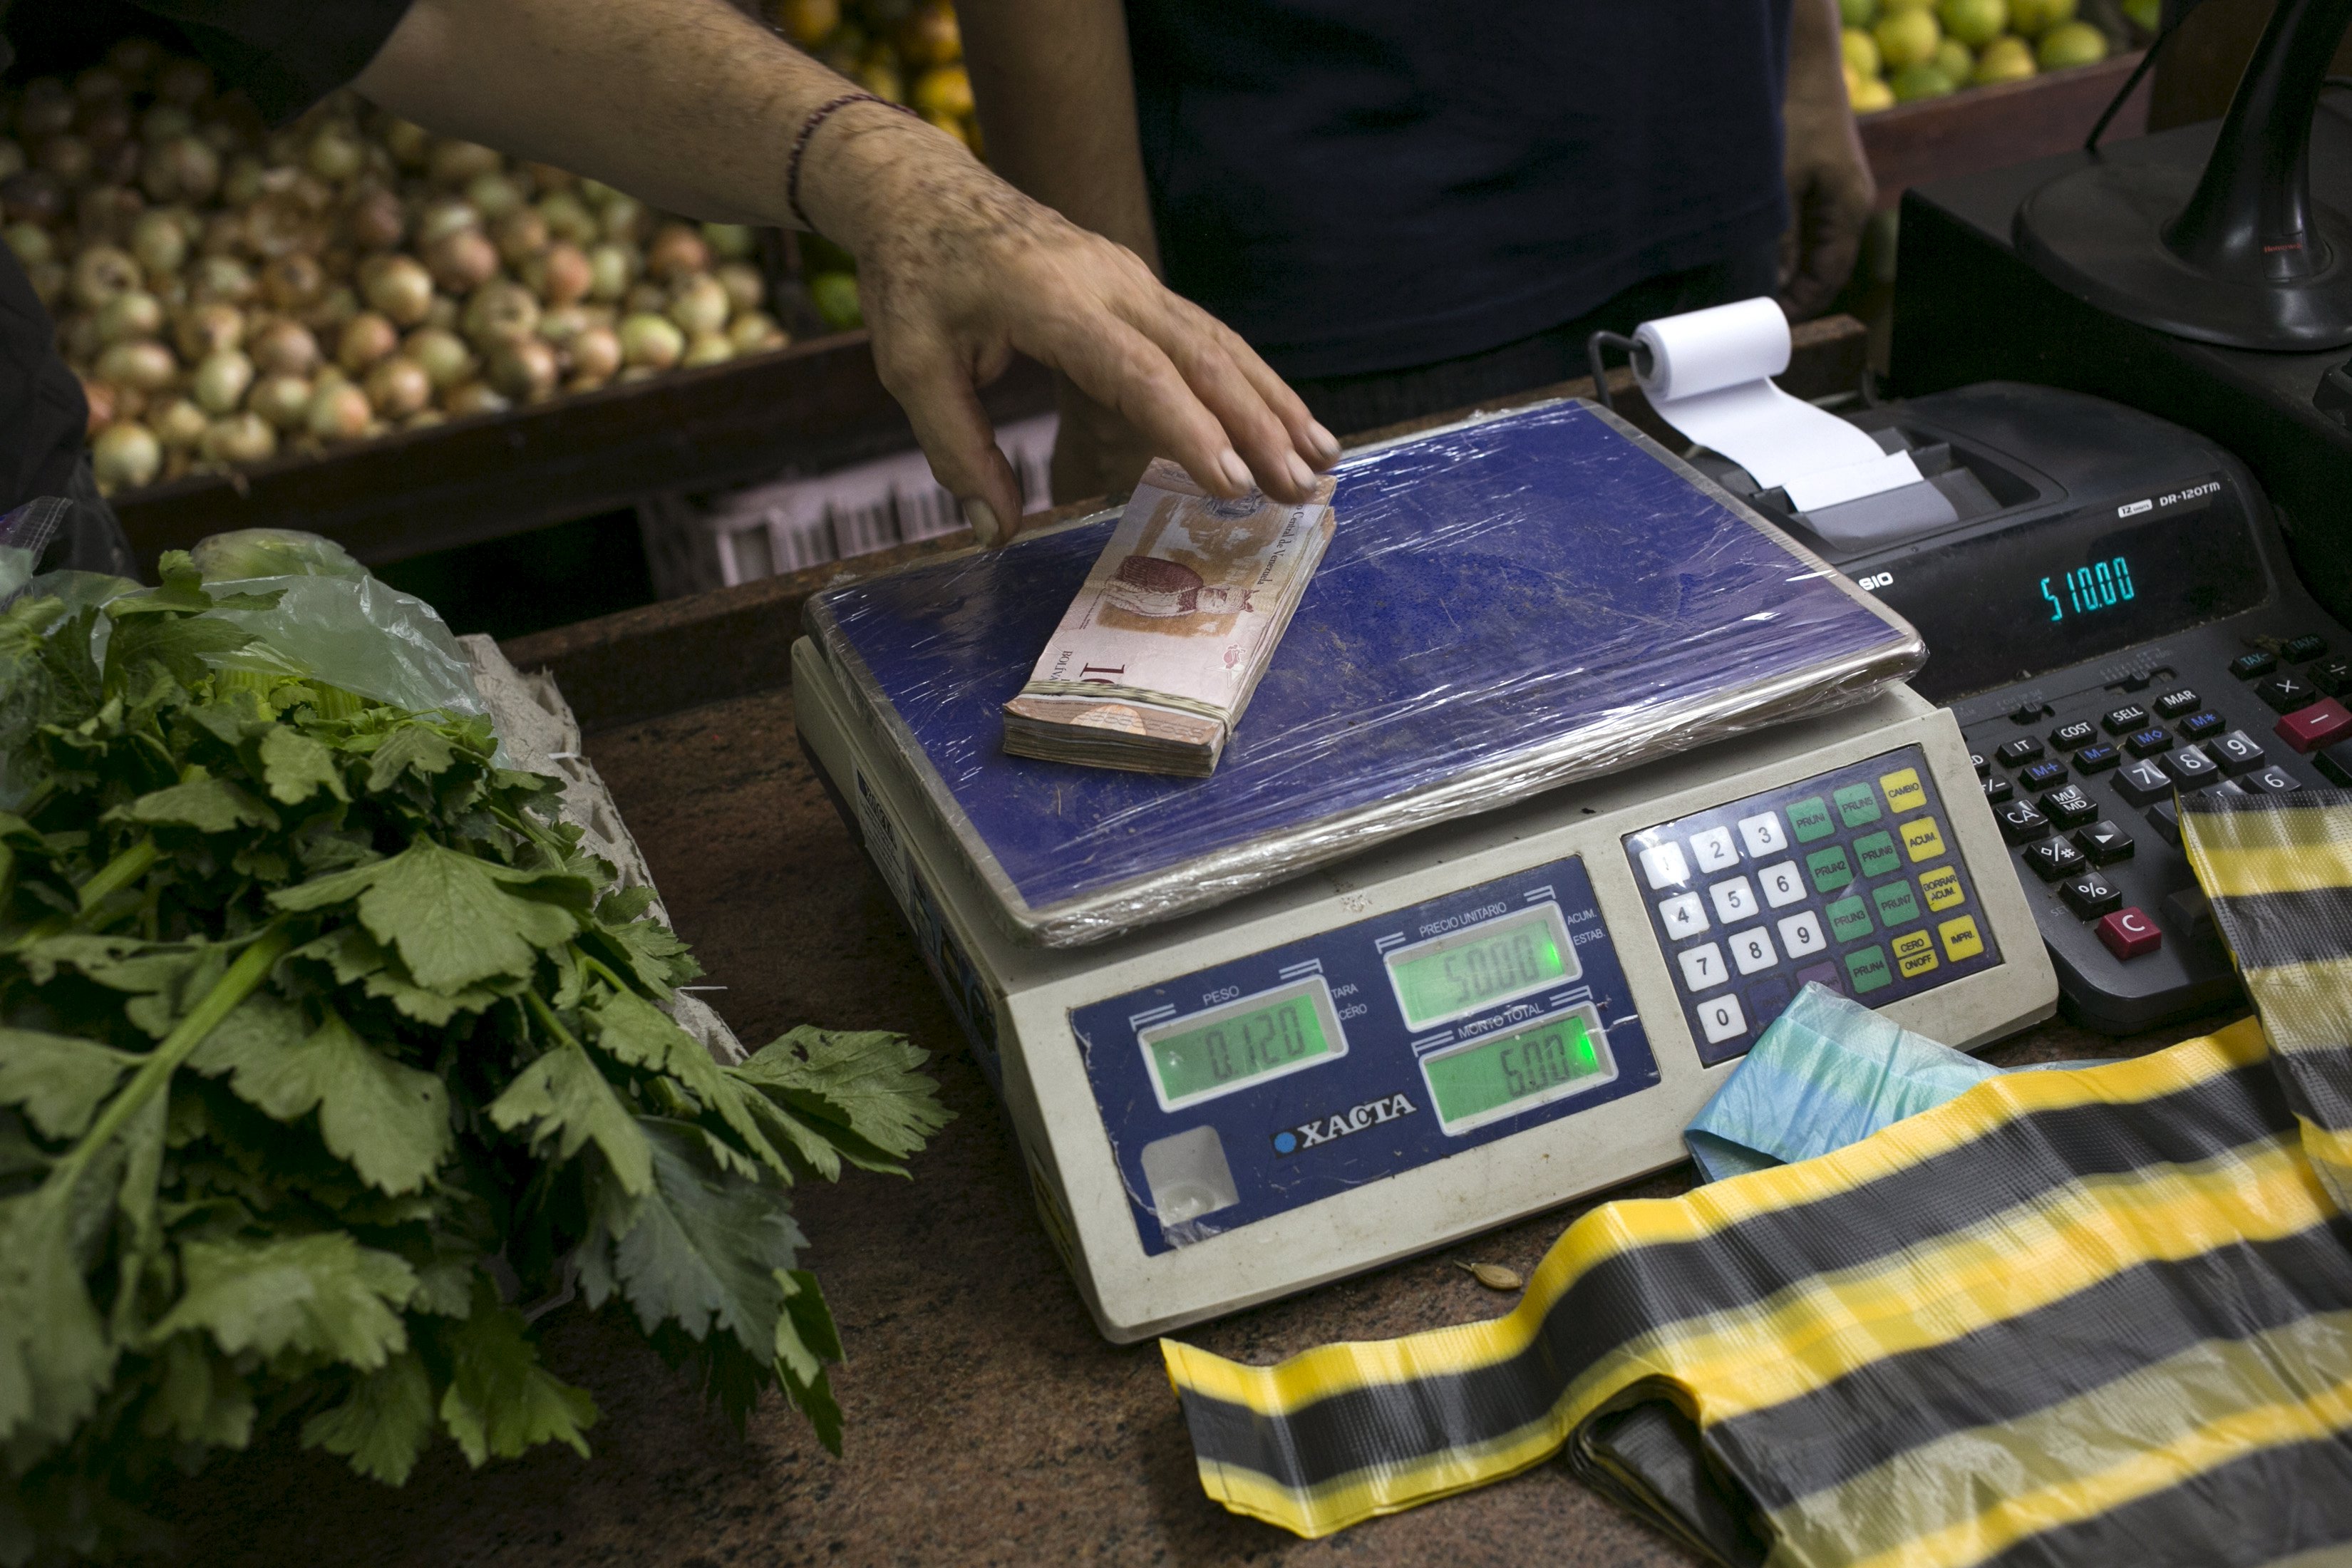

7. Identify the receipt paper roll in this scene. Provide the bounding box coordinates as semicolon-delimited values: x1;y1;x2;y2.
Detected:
1633;297;1919;512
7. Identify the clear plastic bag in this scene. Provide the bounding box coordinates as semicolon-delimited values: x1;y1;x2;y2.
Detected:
810;400;1924;946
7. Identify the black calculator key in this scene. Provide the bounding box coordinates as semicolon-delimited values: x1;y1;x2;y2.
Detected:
2209;730;2267;773
2168;744;2219;783
1970;751;1989;778
1996;736;2045;768
1996;800;2051;843
2074;743;2122;773
2115;758;2174;805
2021;758;2069;788
2049;720;2098;751
2147;798;2182;847
2200;780;2249;800
2180;711;2227;738
2231;650;2279;680
2311;659;2352;698
2023;838;2085;881
1981;775;2013;804
2285;634;2329;664
2060;872;2125;919
2039;784;2099;827
2258;675;2317;713
2319;739;2352;787
2073;819;2135;865
2125;728;2172;757
2154;688;2202;718
2101;704;2150;734
2246;763;2304;795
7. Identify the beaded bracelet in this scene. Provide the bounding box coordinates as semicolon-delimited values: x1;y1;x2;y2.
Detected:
785;91;919;229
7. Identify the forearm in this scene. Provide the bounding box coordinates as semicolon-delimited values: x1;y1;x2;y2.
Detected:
354;0;965;234
958;0;1160;269
1785;0;1855;128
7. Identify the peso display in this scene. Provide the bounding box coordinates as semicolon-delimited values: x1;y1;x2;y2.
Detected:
1384;904;1581;1031
1140;979;1346;1109
1419;1006;1615;1135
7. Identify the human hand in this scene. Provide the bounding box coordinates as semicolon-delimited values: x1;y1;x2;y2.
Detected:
805;110;1339;545
1778;0;1877;319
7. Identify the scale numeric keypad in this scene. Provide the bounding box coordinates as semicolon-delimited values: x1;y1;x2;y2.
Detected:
1626;748;2001;1066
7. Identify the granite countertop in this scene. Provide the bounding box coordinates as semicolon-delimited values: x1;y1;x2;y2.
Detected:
158;679;2217;1568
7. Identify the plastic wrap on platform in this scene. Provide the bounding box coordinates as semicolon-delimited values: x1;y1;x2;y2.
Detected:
807;399;1924;947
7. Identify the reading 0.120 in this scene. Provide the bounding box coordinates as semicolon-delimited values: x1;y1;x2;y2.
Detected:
2040;555;2135;622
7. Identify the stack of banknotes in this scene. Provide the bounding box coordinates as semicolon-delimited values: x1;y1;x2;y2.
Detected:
1001;459;1338;776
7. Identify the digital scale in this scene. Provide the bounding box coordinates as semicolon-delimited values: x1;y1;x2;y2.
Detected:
792;401;2056;1340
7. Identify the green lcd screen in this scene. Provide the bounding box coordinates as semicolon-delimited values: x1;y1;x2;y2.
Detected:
1139;979;1345;1110
1384;903;1581;1031
1419;1006;1615;1135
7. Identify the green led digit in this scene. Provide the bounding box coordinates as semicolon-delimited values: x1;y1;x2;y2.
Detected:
1141;979;1346;1108
1420;1006;1616;1134
1385;903;1580;1031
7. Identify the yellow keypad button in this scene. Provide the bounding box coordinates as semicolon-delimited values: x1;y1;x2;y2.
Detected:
1879;766;1928;815
1939;914;1985;962
1919;865;1965;912
1892;929;1939;979
1900;815;1947;864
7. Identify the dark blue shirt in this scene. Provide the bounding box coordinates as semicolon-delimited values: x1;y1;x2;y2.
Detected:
1125;0;1795;378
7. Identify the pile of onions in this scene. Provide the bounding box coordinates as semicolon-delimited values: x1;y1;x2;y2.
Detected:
11;37;793;494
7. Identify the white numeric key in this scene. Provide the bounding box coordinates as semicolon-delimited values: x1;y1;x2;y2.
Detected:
1677;942;1729;993
1709;876;1758;924
1728;925;1778;974
1778;910;1827;957
1758;860;1807;908
1658;892;1709;940
1691;827;1740;873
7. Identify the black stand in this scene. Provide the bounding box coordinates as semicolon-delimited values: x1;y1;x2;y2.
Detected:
2015;0;2352;351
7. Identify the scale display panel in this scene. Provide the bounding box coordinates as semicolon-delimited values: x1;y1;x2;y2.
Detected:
1068;855;1657;1257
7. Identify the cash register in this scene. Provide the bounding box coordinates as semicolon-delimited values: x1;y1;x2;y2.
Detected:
1690;381;2352;1033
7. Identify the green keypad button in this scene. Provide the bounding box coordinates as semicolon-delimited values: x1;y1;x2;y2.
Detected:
1806;844;1854;894
1826;894;1874;944
1872;880;1921;928
1788;796;1835;842
1853;830;1901;880
1845;945;1893;994
1833;783;1883;829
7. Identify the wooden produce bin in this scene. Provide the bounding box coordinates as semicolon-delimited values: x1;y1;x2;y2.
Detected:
1858;52;2156;211
108;331;1053;569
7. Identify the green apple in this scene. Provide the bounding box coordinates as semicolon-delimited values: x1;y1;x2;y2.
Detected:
2036;19;2109;66
1875;7;1944;69
1939;0;2008;46
1974;33;2038;81
2006;0;2076;34
1843;26;1884;78
1892;61;1959;100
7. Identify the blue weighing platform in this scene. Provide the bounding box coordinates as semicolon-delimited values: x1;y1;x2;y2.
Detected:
807;400;1924;946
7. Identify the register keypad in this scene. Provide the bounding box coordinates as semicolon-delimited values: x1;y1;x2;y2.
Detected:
1624;745;2002;1066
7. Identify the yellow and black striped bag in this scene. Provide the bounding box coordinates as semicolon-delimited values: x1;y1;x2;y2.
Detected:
1162;790;2352;1566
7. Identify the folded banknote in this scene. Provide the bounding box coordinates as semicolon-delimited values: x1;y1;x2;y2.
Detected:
1001;459;1336;776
